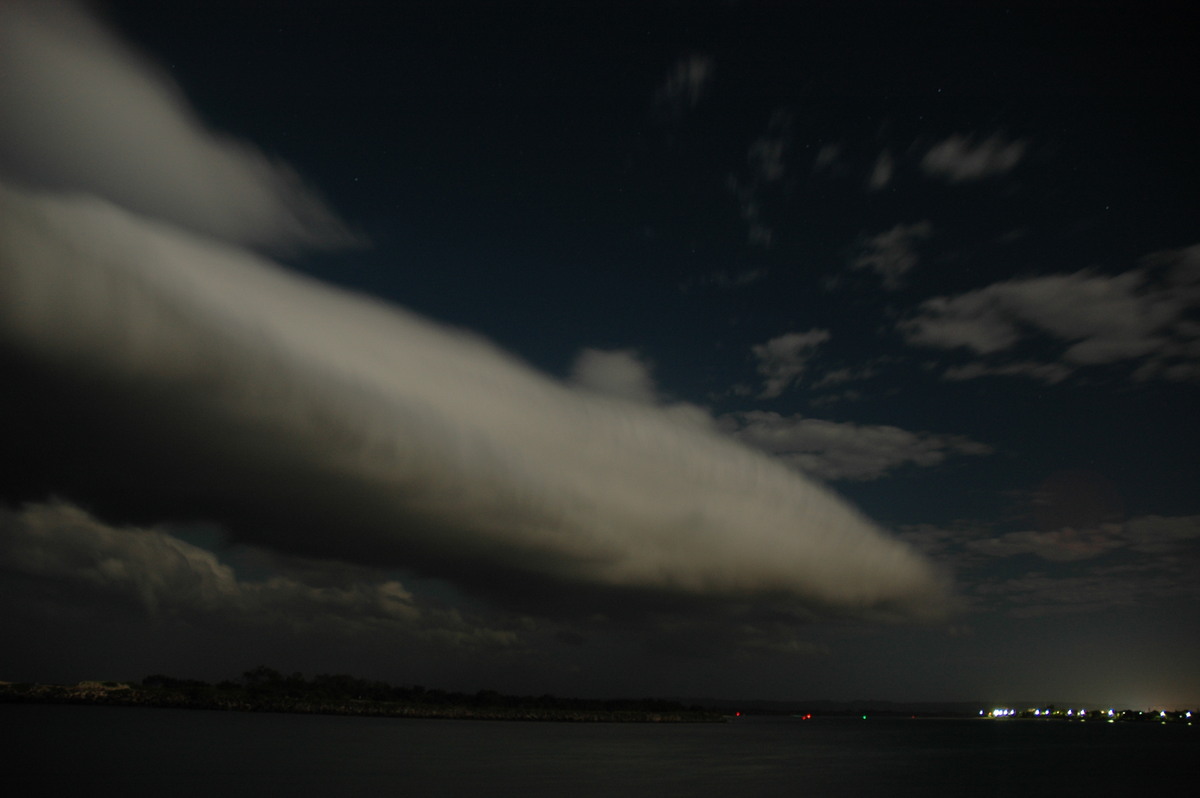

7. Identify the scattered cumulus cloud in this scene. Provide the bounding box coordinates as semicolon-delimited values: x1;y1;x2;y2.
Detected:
851;221;932;290
900;250;1200;381
921;134;1027;183
0;0;355;251
752;329;832;398
727;411;992;482
569;348;659;404
902;515;1200;618
969;515;1200;562
968;526;1128;562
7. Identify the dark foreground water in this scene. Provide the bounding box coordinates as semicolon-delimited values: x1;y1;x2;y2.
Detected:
2;704;1194;796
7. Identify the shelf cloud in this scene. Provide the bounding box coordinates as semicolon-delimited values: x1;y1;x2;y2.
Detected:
0;0;947;630
0;0;354;250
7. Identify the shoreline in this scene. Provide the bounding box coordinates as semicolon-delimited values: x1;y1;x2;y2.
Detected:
0;681;724;723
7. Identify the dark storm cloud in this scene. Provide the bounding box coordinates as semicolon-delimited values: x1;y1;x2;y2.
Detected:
0;178;945;617
0;0;953;628
0;0;354;250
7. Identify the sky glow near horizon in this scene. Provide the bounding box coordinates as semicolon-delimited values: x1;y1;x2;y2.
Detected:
1;0;1198;707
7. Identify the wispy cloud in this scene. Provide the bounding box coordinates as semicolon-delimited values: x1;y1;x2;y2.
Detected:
851;221;932;290
654;54;714;119
899;249;1200;381
902;514;1200;619
751;329;832;398
921;134;1026;183
968;515;1200;563
727;411;991;482
942;360;1073;385
812;143;842;173
867;150;894;191
728;110;791;248
0;0;355;250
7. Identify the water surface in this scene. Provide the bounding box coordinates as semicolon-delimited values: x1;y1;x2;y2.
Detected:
2;705;1193;796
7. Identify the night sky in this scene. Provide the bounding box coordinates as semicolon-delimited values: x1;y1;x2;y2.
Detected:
2;0;1197;709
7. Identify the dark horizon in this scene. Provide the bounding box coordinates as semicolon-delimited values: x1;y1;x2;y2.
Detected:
9;667;1196;716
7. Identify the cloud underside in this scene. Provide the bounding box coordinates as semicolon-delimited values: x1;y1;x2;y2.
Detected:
903;516;1200;619
0;178;946;621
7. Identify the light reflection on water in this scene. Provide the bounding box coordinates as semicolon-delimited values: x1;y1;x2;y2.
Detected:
2;705;1194;796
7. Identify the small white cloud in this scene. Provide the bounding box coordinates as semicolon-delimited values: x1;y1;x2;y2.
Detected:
851;221;932;290
751;329;832;399
900;256;1200;380
728;411;992;482
921;134;1026;183
569;348;658;404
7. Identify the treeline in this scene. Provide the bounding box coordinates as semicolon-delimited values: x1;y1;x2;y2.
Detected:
132;666;713;720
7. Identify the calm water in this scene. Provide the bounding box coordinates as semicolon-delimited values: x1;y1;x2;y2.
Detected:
2;704;1194;796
